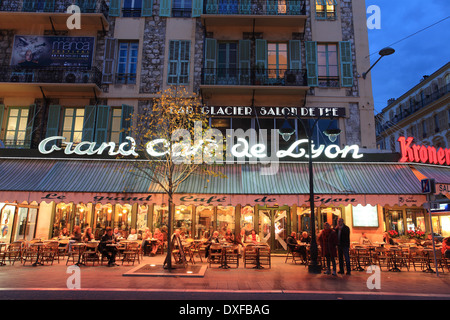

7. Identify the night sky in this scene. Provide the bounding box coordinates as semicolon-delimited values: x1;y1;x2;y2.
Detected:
365;0;450;113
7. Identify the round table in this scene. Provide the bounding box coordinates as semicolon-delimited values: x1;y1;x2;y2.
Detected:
31;243;45;267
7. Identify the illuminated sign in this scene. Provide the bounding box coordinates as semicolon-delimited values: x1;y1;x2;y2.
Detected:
398;137;450;166
38;135;364;162
201;106;346;117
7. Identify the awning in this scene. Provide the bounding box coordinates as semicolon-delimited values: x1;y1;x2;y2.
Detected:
0;158;429;206
410;164;450;199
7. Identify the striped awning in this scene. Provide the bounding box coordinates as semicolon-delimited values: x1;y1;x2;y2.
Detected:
0;158;435;206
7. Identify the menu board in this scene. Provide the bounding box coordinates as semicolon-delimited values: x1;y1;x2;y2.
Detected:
352;204;379;227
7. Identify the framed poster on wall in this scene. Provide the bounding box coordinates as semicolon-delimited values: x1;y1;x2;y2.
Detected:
352;204;379;227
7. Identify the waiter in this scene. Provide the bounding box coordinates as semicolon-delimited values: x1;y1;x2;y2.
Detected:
335;218;351;275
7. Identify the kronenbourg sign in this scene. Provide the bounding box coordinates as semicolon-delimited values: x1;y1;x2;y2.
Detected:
38;135;364;162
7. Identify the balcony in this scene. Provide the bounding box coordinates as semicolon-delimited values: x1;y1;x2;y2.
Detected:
201;0;306;31
0;66;102;95
0;0;109;31
200;68;308;106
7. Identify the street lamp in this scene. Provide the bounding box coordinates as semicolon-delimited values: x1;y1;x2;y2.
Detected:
362;47;395;79
279;113;341;274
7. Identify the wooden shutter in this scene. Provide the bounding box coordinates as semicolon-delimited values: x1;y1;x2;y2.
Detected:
109;0;120;16
120;104;134;143
46;105;61;138
305;41;318;87
160;0;171;17
142;0;153;16
339;41;353;87
102;38;117;84
255;39;267;69
0;105;4;139
240;0;250;14
94;105;110;145
26;104;36;147
192;0;203;17
239;40;251;85
82;105;97;142
204;38;217;84
289;40;301;70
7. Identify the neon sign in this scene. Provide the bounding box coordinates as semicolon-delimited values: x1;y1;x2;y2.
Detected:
39;135;364;161
398;137;450;166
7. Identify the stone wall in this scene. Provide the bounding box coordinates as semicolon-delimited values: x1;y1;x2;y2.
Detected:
340;0;359;97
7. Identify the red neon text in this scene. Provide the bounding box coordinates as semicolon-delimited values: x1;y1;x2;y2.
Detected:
398;137;450;166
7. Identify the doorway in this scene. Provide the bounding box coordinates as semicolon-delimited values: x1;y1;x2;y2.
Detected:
258;206;289;251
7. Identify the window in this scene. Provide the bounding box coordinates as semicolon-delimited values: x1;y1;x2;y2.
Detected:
117;42;138;84
434;114;440;133
5;107;32;148
172;0;192;17
168;40;190;85
62;108;85;143
317;43;338;84
315;0;337;20
422;120;427;138
268;43;288;79
123;0;142;16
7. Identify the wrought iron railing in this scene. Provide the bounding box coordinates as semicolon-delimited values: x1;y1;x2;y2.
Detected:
203;0;305;15
0;66;102;87
201;68;307;86
0;0;109;17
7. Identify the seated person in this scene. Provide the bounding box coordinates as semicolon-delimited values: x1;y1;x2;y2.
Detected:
224;229;235;243
99;227;118;267
141;228;153;255
287;232;301;254
127;228;138;241
150;228;164;256
246;229;260;244
359;232;372;245
205;231;221;259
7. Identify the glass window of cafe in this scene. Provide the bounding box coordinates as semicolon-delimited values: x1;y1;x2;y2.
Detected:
0;203;38;243
174;205;192;237
93;203;113;238
52;203;92;238
241;205;254;235
194;205;235;238
115;204;132;237
296;206;342;234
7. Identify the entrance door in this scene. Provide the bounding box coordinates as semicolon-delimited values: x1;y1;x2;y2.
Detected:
217;42;238;84
258;206;289;251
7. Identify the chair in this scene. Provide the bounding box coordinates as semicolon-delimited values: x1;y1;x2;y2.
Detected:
6;243;23;265
224;245;239;268
373;247;390;271
285;246;302;264
243;244;257;268
407;246;423;271
431;250;446;273
191;242;204;263
22;245;40;266
208;244;223;268
41;242;59;265
66;243;86;266
122;242;140;265
183;242;196;264
57;240;69;258
82;242;100;266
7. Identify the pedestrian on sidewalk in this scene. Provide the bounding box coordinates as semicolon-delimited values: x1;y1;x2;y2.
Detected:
318;222;338;276
336;218;351;275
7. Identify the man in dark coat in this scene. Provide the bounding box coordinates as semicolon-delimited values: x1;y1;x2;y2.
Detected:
99;227;118;267
318;222;338;276
335;218;351;275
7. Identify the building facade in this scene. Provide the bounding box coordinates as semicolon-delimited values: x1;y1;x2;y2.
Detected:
0;0;449;250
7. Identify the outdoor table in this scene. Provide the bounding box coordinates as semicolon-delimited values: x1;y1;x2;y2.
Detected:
388;246;402;272
422;248;436;273
31;242;45;266
72;243;86;266
219;244;232;269
253;245;267;269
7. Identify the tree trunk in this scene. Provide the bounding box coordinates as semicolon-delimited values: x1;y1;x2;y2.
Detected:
164;190;174;269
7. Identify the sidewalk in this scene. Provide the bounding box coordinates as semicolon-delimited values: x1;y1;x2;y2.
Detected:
0;254;449;299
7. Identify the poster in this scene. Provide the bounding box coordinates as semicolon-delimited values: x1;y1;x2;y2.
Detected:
11;35;95;69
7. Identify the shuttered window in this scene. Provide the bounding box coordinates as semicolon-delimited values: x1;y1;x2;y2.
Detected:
339;41;353;87
102;38;117;84
46;105;61;138
63;107;85;143
94;105;110;145
109;0;120;16
4;106;34;148
305;41;318;87
142;0;153;16
204;38;217;84
168;40;190;85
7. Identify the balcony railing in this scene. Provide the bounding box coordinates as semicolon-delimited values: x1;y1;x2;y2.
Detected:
201;68;307;86
0;0;109;17
377;83;450;134
203;0;305;15
0;66;102;87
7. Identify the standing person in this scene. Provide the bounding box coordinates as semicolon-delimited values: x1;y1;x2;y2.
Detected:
318;222;338;276
336;218;351;275
442;237;450;259
99;227;118;267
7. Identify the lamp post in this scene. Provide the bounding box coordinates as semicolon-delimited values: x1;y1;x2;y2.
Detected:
362;47;395;79
279;112;341;274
